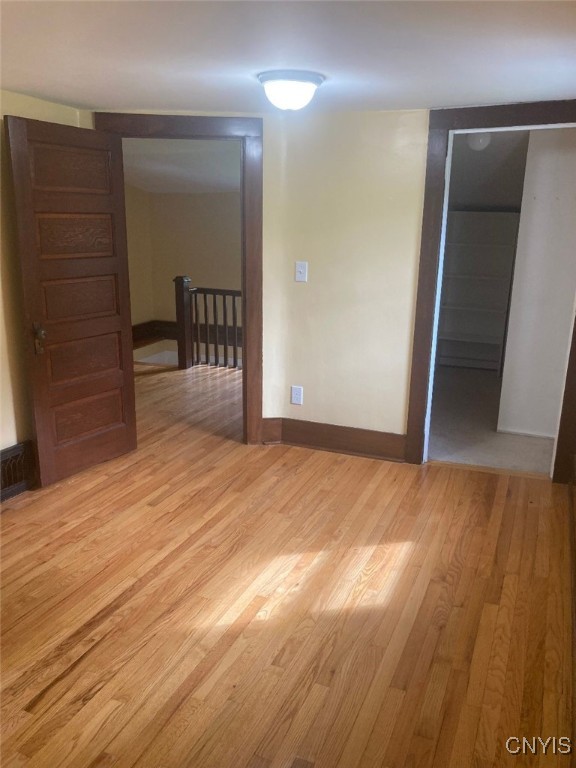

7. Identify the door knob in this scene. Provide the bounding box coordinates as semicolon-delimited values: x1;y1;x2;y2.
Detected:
33;322;47;354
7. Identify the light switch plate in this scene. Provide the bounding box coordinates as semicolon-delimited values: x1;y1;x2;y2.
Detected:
295;261;308;282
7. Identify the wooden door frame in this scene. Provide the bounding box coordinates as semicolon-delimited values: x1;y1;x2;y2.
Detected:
94;113;263;444
404;99;576;482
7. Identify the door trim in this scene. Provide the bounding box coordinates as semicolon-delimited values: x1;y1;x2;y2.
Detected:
404;99;576;481
94;113;264;443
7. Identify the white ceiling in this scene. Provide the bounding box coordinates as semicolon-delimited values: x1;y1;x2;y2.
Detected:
1;2;575;114
122;138;241;193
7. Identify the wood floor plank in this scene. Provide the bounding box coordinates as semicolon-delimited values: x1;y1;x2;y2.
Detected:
473;573;519;766
1;364;572;768
429;668;467;768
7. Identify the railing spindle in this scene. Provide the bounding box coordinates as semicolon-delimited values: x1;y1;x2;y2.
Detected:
223;295;229;368
213;294;219;366
203;292;209;365
233;295;239;369
175;281;242;369
193;292;200;364
188;293;195;367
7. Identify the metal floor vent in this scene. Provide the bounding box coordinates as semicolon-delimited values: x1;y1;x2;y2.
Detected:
1;442;34;503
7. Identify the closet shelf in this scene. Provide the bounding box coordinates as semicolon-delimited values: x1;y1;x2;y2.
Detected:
438;331;502;345
444;273;509;281
441;304;507;314
445;241;516;248
439;211;520;372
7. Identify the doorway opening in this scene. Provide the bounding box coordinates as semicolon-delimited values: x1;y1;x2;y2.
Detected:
122;137;244;441
94;112;264;445
426;125;576;475
405;101;576;482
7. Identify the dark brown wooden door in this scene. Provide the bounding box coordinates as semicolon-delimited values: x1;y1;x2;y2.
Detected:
6;117;136;486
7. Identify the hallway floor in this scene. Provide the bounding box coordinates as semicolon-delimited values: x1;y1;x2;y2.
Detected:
429;366;555;475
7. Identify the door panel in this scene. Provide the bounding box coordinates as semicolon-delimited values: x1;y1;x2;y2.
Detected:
36;214;114;258
43;276;118;322
48;334;120;384
31;143;112;193
6;117;136;486
54;390;124;443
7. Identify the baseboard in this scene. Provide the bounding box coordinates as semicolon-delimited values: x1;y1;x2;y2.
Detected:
262;417;406;462
132;320;177;348
261;418;283;444
497;427;555;440
1;442;36;502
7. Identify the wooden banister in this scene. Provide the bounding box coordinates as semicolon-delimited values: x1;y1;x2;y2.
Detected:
174;277;242;370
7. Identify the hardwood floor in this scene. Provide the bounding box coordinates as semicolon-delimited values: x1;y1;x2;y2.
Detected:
1;364;573;767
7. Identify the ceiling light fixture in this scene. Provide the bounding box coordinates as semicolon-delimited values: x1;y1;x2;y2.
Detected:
466;132;492;151
257;70;325;111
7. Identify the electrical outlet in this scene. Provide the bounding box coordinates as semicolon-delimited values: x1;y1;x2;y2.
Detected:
290;385;304;405
295;261;308;282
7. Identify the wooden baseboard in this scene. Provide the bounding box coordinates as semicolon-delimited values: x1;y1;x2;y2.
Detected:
1;442;36;502
261;418;283;444
132;320;178;348
262;417;406;462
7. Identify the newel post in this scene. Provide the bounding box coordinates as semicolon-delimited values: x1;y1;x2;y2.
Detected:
174;276;193;369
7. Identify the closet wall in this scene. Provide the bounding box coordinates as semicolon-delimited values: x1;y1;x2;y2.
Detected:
498;128;576;438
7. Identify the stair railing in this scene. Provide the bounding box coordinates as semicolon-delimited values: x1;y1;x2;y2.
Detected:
174;276;242;370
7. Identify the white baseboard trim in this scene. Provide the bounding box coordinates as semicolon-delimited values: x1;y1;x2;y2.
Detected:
497;427;555;440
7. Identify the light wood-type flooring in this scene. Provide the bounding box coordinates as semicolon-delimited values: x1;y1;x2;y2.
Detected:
1;364;573;767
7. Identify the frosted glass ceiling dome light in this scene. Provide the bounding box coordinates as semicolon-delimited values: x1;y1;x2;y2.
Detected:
466;132;492;151
258;70;325;111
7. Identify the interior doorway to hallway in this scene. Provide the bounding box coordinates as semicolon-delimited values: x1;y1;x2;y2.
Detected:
94;113;264;446
122;138;242;362
122;137;244;441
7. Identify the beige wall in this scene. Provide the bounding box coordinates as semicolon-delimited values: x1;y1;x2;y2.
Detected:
124;187;242;323
262;110;429;434
0;91;91;449
149;192;241;321
1;93;428;450
124;184;155;324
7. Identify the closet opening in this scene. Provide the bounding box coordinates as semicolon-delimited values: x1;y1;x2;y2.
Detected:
427;126;576;475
